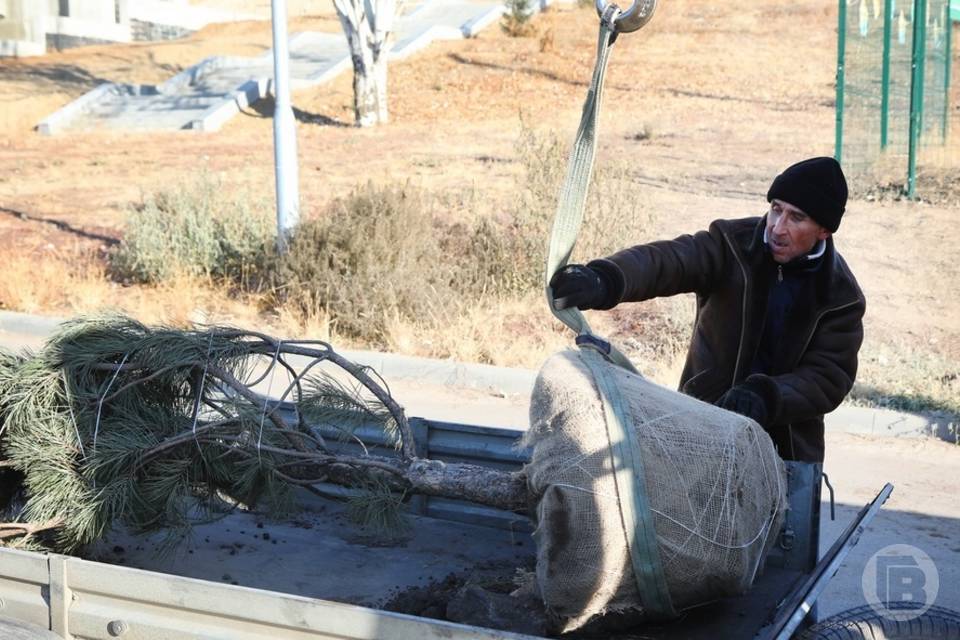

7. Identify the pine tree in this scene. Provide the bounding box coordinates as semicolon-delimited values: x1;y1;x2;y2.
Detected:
0;315;527;552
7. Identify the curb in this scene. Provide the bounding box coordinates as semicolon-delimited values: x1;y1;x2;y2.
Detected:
0;310;537;395
37;83;114;135
0;311;954;444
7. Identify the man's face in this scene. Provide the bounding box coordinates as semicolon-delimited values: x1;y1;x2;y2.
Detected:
766;199;831;264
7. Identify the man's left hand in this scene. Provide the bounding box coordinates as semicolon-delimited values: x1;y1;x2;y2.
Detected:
717;374;781;428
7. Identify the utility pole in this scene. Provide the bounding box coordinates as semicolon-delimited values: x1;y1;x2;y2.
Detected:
271;0;301;251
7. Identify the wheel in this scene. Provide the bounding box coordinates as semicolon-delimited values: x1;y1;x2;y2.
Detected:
798;602;960;639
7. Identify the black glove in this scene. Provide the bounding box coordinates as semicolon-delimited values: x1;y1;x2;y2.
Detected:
717;374;781;428
549;262;623;311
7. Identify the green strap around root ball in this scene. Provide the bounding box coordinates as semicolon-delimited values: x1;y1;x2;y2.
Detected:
542;11;675;618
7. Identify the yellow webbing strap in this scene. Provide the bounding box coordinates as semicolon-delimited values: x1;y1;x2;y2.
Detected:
543;8;675;618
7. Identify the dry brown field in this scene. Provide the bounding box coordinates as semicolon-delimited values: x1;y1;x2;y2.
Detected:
0;0;957;421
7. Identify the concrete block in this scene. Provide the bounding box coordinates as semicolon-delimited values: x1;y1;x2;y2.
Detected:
462;6;506;37
0;38;45;56
294;55;351;87
130;19;193;42
128;0;257;32
189;78;267;132
159;56;261;92
390;25;444;60
36;82;114;134
61;0;119;24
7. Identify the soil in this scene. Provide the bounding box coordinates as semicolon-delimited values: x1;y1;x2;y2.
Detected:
382;564;522;620
0;2;958;365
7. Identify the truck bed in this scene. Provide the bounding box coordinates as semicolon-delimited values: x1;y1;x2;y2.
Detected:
91;490;536;610
0;417;821;639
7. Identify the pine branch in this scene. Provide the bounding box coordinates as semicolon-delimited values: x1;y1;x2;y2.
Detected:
0;314;528;555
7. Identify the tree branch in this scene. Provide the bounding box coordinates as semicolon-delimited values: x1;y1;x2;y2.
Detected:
0;519;64;540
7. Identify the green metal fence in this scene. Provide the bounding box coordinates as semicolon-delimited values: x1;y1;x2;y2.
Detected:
836;0;959;198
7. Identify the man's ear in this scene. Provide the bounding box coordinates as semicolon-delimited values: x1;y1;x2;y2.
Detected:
817;227;831;242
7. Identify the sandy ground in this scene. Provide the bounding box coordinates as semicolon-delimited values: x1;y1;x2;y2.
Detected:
0;1;957;366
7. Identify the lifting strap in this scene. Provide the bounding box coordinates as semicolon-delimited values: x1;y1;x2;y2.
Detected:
543;6;676;618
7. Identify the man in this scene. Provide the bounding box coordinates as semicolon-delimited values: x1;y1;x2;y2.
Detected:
550;157;865;462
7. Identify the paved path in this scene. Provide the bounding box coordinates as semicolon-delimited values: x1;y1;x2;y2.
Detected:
38;0;512;134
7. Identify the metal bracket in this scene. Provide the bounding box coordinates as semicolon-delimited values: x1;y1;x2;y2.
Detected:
779;527;795;551
822;472;836;521
595;0;657;33
761;483;895;640
48;555;71;639
575;333;613;356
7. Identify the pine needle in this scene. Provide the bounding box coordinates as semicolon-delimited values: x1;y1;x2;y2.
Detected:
0;313;408;553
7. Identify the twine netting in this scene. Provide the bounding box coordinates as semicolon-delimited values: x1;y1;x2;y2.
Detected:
522;349;786;631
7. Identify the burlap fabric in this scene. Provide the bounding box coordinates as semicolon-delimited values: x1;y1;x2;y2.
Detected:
522;349;787;631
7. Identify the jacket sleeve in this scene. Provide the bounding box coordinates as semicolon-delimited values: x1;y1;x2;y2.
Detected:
769;297;866;424
595;222;732;304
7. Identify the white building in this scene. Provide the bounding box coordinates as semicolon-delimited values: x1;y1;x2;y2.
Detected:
0;0;131;56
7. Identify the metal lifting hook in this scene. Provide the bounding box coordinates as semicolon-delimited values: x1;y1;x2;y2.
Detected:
595;0;657;33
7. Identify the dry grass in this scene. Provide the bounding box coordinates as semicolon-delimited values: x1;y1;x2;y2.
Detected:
852;338;960;419
383;293;570;368
0;248;109;315
2;243;958;425
0;248;260;330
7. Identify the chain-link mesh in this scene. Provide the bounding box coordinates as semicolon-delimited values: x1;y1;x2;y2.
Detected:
838;0;959;197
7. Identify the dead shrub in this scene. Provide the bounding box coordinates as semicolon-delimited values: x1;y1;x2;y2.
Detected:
539;28;555;53
110;175;273;285
265;182;452;345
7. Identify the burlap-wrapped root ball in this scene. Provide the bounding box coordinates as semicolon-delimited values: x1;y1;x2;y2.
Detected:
522;349;787;632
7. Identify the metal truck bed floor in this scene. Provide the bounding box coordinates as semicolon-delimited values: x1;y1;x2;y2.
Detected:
90;491;536;609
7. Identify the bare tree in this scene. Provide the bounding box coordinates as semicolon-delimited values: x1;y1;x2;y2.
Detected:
333;0;395;126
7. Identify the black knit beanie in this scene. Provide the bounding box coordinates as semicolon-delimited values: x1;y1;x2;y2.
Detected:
766;157;848;233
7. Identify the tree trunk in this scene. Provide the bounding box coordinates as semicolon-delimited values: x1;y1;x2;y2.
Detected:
333;0;394;127
373;51;389;124
405;459;529;511
305;456;530;513
351;48;379;127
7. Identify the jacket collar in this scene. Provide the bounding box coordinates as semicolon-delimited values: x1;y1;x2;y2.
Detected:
742;216;862;310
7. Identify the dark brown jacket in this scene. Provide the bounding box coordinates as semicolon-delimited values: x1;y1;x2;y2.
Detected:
595;217;865;462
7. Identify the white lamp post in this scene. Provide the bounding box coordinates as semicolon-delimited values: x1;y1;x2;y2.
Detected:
271;0;301;251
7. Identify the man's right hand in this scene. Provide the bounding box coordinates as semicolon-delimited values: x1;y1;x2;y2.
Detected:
549;264;610;310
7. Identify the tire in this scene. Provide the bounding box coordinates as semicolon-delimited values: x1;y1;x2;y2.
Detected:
798;603;960;640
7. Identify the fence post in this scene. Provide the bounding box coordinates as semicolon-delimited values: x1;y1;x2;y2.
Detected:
945;2;953;143
907;0;929;198
881;0;894;148
836;0;848;163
